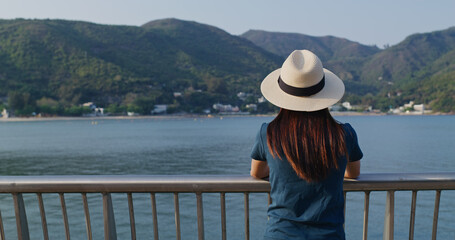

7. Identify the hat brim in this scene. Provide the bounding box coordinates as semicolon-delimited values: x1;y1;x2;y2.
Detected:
260;68;345;112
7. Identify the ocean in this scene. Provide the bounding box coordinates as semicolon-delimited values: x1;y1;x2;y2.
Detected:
0;115;454;239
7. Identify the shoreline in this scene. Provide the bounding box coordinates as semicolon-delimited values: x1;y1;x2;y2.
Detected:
0;111;452;122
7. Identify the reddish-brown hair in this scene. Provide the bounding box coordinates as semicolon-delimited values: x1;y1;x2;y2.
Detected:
267;108;347;182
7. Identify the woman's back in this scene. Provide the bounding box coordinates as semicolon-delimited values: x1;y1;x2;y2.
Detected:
250;50;363;239
251;120;362;239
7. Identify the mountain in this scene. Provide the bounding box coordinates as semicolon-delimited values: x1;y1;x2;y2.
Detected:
359;27;455;111
361;27;455;84
0;18;453;115
0;18;281;114
241;30;381;96
241;29;455;112
141;19;282;94
241;30;380;62
0;19;176;103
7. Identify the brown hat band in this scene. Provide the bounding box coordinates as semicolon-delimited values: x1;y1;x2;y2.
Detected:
277;75;325;97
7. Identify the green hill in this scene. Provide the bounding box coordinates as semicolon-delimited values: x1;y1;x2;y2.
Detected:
359;27;455;111
0;18;453;115
141;19;282;94
241;28;455;112
361;27;455;84
241;30;381;97
0;19;172;103
0;18;281;115
241;30;380;62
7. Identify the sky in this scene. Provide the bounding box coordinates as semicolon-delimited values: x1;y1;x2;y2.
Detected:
1;0;454;48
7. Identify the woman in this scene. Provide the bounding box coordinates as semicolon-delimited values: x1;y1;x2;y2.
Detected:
250;50;363;239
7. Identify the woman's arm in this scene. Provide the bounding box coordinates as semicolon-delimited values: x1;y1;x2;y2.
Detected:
250;159;269;179
345;161;360;179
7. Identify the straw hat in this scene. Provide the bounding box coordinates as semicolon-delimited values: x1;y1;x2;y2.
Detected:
261;50;344;112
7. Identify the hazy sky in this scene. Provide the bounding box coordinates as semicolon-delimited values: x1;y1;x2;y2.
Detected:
1;0;454;47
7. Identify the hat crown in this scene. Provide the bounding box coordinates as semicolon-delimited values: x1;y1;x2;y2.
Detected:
280;50;324;88
260;49;344;112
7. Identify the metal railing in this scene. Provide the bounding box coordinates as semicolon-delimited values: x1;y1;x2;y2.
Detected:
0;173;454;240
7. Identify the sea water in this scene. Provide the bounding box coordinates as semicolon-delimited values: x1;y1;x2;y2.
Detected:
0;115;454;239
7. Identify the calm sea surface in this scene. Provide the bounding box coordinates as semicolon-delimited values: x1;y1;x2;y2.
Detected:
0;115;454;239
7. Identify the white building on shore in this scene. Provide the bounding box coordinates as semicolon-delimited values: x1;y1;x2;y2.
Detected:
389;101;431;115
152;105;167;114
213;103;239;113
82;102;105;116
1;109;9;118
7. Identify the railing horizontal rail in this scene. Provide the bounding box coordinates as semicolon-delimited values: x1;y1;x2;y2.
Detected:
344;172;455;191
0;175;270;193
0;173;454;240
0;173;454;193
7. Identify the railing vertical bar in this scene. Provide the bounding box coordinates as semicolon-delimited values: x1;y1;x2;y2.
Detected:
409;191;417;240
59;193;70;240
127;193;136;240
383;190;395;240
343;191;346;230
36;193;49;240
244;192;250;240
0;209;5;240
363;191;370;240
196;193;204;240
220;193;226;240
81;193;93;240
12;193;30;240
102;193;117;240
174;193;181;240
431;190;441;240
343;191;347;217
150;193;159;240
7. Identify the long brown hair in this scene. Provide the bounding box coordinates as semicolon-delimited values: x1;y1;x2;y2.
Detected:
267;108;347;182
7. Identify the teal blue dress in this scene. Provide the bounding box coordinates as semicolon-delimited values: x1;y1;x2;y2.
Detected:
251;123;363;240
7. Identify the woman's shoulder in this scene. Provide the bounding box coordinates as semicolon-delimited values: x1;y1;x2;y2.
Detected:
340;122;355;133
253;122;269;140
339;122;359;140
339;122;363;161
259;122;269;137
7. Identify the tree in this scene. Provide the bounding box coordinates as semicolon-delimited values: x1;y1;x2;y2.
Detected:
105;104;126;115
8;92;25;110
133;96;157;115
63;106;92;116
127;104;142;114
37;97;60;115
8;91;36;116
205;76;228;94
430;92;455;112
